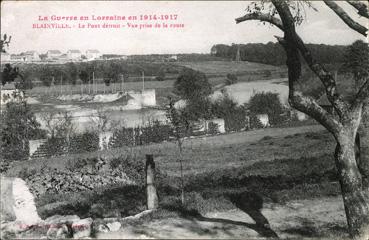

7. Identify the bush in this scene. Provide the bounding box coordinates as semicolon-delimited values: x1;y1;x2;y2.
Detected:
225;73;238;85
248;91;285;126
174;68;211;101
69;131;99;153
65;157;99;172
109;154;145;185
211;93;246;131
249;114;264;129
18;167;37;179
111;123;172;148
1;101;44;161
207;122;219;135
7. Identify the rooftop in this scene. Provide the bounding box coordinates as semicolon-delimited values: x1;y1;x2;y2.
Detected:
47;50;62;54
68;50;81;53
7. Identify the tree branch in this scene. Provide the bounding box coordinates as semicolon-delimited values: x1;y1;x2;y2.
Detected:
293;35;350;118
236;1;350;119
275;35;341;135
347;0;369;19
272;0;349;119
324;0;368;36
235;13;284;31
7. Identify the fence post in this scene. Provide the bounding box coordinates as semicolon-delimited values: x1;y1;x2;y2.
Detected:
146;154;158;210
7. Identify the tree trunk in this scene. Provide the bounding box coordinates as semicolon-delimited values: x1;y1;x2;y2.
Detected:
178;143;185;205
335;134;369;240
358;103;369;190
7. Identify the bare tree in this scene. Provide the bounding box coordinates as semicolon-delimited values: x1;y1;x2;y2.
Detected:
236;1;369;239
166;97;191;205
40;111;76;139
89;108;124;133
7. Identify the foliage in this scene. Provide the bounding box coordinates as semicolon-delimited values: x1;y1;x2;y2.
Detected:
166;97;191;142
79;70;89;84
1;63;19;85
18;60;184;87
109;154;145;185
0;34;11;52
248;91;285;126
211;42;346;66
341;40;369;89
156;67;166;81
69;131;99;153
207;122;220;135
0;101;46;161
225;73;238;85
111;123;172;148
66;62;78;85
211;92;246;131
174;68;211;101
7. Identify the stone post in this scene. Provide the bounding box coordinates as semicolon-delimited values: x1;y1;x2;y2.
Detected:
145;154;158;210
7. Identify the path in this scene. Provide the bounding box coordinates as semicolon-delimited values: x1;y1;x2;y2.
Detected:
96;196;348;239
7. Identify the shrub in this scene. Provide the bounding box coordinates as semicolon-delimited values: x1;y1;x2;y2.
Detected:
248;91;285;126
207;122;219;135
211;92;246;132
174;68;211;101
109;154;145;185
18;167;37;180
225;73;238;85
65;157;99;172
69;131;99;153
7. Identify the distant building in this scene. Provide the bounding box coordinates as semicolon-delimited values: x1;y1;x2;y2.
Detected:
192;118;226;134
58;54;68;60
256;114;270;127
1;52;11;62
46;50;62;59
165;55;178;62
10;54;25;62
67;50;82;60
204;118;226;133
23;51;40;61
86;49;101;60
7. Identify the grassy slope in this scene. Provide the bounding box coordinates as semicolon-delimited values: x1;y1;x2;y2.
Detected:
27;61;286;99
7;124;341;221
176;61;283;75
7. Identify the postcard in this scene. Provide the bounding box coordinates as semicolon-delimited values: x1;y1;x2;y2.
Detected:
1;1;368;239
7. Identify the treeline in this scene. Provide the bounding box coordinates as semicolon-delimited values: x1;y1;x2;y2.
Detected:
210;42;347;66
13;60;185;88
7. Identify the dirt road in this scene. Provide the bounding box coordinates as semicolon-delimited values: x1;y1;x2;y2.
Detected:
96;196;348;239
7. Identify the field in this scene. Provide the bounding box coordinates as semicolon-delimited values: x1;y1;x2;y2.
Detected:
4;59;350;238
176;61;284;76
22;60;289;133
7;122;348;238
26;61;286;98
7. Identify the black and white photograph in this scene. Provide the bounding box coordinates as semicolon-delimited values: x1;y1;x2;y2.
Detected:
0;0;368;239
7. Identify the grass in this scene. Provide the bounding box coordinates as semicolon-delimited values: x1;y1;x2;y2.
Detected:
7;125;341;221
175;61;284;76
8;124;329;175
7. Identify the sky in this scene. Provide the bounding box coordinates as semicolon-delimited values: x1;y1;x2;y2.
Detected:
1;1;367;55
